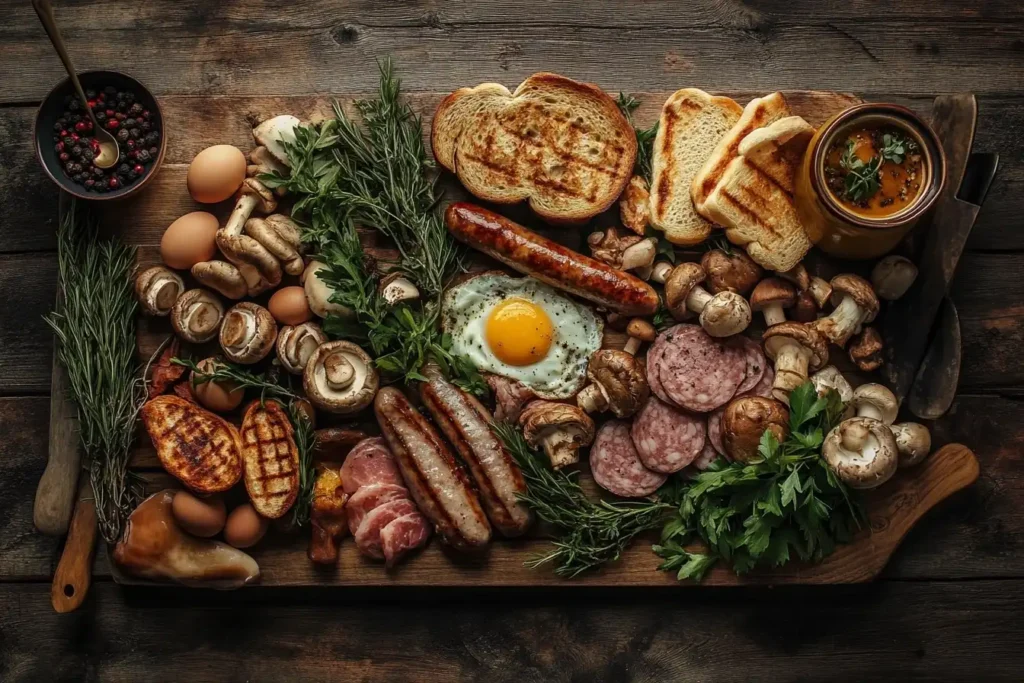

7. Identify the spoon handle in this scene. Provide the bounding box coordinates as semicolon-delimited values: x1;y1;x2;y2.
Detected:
32;0;97;125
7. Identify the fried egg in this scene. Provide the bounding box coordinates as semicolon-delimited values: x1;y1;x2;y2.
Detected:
442;273;603;399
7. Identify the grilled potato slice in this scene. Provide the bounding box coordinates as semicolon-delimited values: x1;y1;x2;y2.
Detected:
141;395;243;493
240;399;300;519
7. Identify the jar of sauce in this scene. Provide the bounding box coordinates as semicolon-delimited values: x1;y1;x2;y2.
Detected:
794;104;945;259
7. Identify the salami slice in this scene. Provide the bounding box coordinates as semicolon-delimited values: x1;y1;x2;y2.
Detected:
590;420;667;498
631;396;706;473
645;325;678;406
707;408;725;456
747;365;774;399
732;335;767;395
657;325;745;412
693;440;719;471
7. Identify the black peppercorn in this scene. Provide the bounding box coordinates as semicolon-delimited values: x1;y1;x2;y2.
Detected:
93;166;105;177
135;149;152;163
95;111;106;123
129;128;141;139
71;145;83;157
70;163;83;173
68;99;80;112
117;128;130;142
65;162;75;174
123;118;136;128
128;103;143;117
117;163;131;175
140;121;152;132
53;122;64;133
72;173;85;182
82;149;95;162
144;131;160;146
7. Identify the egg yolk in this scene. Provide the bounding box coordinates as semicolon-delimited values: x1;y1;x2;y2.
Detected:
485;298;554;366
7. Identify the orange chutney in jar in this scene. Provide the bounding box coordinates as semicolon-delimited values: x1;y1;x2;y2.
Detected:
823;125;925;218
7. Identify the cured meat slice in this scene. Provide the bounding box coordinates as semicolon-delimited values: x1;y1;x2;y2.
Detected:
631;396;706;473
340;437;404;495
645;325;675;406
731;335;767;395
707;366;774;458
707;408;725;456
590;420;667;498
379;512;432;566
657;325;745;412
353;498;418;559
345;483;410;535
746;365;774;399
693;440;719;471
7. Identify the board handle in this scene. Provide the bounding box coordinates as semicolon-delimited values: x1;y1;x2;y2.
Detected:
51;477;98;613
35;352;81;536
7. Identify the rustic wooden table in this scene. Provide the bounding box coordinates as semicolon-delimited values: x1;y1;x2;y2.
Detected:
1;1;1023;680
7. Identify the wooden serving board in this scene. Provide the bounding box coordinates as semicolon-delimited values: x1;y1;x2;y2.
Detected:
110;90;979;587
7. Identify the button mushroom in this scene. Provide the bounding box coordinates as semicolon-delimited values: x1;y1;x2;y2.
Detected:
762;322;829;405
750;277;797;327
112;490;260;588
721;396;790;463
810;365;854;404
135;265;185;316
518;400;596;469
811;274;879;348
219;302;278;365
791;289;820;323
191;261;248;300
244;215;304;276
171;289;225;343
252;114;301;168
850;383;899;425
891;422;932;467
619;175;651;236
777;264;832;310
276;322;328;375
700;248;763;296
664;262;752;337
577;349;650;418
872;255;918;301
587;226;657;275
303;340;380;414
848;326;884;372
823;417;898;489
623;318;657;355
303;261;353;319
379;272;420;305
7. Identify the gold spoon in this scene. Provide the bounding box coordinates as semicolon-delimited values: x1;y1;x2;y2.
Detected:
33;0;119;169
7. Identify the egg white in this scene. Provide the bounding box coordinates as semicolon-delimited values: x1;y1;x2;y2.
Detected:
441;273;603;399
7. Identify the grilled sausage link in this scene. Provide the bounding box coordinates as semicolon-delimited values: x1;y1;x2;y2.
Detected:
313;427;373;461
445;202;660;316
419;368;533;537
374;387;492;551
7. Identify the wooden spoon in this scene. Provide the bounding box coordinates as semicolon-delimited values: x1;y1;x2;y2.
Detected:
51;477;97;613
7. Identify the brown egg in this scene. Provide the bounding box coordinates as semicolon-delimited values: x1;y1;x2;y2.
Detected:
267;286;313;325
171;491;227;538
224;503;270;549
187;144;247;203
190;358;245;413
160;211;219;269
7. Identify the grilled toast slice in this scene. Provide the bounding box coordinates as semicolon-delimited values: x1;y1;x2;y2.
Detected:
431;73;637;224
736;116;815;194
240;399;300;519
648;88;743;245
141;395;243;493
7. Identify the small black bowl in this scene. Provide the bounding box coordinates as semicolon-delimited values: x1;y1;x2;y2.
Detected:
34;69;167;201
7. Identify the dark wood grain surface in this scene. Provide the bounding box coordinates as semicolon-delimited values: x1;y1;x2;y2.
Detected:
1;0;1022;680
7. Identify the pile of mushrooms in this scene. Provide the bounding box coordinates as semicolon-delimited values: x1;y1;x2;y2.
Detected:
518;401;596;469
656;261;752;338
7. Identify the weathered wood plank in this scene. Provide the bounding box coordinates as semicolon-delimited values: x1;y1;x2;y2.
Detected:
0;254;55;394
2;580;1024;682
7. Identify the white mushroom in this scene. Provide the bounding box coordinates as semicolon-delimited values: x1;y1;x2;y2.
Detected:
171;289;225;344
872;255;918;301
650;261;673;284
219;302;278;365
191;261;248;300
891;422;932;467
252;115;301;168
623;318;656;356
135;266;184;316
244;215;304;276
699;291;752;338
216;178;281;296
303;261;352;319
810;365;854;404
247;146;288;196
303;340;379;414
761;322;829;405
823;417;899;489
379;272;420;306
812;274;880;348
850;383;899;425
276;322;328;375
664;262;751;337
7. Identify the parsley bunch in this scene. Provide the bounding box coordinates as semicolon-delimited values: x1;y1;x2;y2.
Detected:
654;383;865;582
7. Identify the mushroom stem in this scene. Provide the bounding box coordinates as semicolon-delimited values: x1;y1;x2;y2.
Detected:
650;261;673;284
763;303;786;327
771;341;811;404
814;294;866;347
621;239;656;272
623;337;642;355
541;431;582;469
808;277;832;308
184;301;222;339
224;193;260;237
840;420;870;450
324;352;356;390
685;285;714;314
576;383;608;414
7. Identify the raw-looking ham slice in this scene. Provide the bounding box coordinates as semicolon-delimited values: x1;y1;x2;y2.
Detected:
380;512;432;566
345;483;410;535
731;335;767;395
590;420;667;498
340;437;404;495
657;325;745;412
354;498;418;559
631;396;706;473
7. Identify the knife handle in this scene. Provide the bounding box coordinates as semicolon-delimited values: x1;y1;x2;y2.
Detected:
51;477;97;613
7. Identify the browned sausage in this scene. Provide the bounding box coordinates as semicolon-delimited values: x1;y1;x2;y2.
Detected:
445;202;660;316
313;427;373;462
419;368;533;537
373;387;492;551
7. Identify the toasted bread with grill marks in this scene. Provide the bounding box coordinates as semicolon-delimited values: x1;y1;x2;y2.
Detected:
431;73;637;224
736;116;815;194
240;399;300;519
141;395;243;493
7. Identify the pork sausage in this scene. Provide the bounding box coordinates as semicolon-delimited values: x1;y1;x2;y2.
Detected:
445;202;659;316
374;387;492;551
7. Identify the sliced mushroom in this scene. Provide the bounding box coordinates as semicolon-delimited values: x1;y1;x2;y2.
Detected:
810;365;854;404
244;215;304;276
171;289;225;343
750;277;797;327
587;227;657;273
700;248;763;295
135;266;185;316
811;274;879;348
219;302;278;364
303;261;353;319
252;114;301;168
216;178;280;296
823;417;898;489
247;146;288;196
891;422;932;467
619;175;651;236
721;396;790;463
379;272;420;305
850;383;899;425
623;318;657;355
872;255;918;301
518;400;595;470
276;322;328;375
577;349;650;418
303;340;379;414
849;326;884;371
762;322;829;405
664;262;751;337
191;261;248;300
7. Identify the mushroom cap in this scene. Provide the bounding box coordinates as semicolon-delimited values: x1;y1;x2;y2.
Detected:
700;248;763;295
848;326;884;371
749;277;797;312
664;262;706;317
219;302;278;364
791;289;819;322
762;322;829;370
191;261;248;300
823;417;898;489
276;322;328;375
777;263;811;291
871;255;918;301
239;178;278;214
892;422;932;467
810;365;854;404
135;265;185;316
519;400;596;447
584;350;650;418
850;383;899;425
252;115;300;168
303;261;353;319
303;340;379;415
626;318;657;342
217;233;283;292
699;291;752;337
245;215;304;276
171;289;225;343
830;274;879;321
721;396;790;463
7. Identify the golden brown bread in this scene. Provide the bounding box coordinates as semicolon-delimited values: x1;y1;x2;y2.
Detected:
736;116;815;194
240;399;300;519
141;395;243;494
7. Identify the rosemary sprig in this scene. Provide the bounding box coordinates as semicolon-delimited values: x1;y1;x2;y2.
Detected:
616;92;658;185
171;357;296;403
287;401;318;528
44;198;145;544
